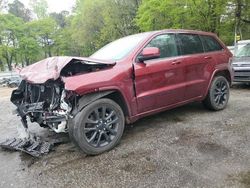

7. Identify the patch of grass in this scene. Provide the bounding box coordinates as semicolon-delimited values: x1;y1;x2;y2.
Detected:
239;171;250;187
228;171;250;187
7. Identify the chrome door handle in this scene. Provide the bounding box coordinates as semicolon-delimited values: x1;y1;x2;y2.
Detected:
171;61;181;65
204;56;212;59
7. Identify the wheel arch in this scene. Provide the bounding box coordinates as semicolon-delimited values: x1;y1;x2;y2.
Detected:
74;90;131;122
213;70;232;84
204;69;232;98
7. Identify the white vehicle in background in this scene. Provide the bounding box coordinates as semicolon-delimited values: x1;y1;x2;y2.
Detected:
234;40;250;53
227;46;235;54
232;40;250;83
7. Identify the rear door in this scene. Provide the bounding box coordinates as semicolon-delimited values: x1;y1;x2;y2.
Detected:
200;34;228;67
176;33;211;100
134;34;186;113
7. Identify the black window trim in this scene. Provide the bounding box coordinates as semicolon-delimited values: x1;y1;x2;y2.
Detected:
199;34;225;53
176;33;205;56
135;33;181;63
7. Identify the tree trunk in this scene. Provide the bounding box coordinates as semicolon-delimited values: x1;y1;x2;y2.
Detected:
48;46;52;57
0;59;3;71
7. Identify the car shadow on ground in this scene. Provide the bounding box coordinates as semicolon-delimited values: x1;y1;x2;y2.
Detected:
232;83;250;90
123;101;208;140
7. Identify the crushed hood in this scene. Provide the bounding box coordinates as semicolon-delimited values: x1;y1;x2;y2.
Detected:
18;56;116;84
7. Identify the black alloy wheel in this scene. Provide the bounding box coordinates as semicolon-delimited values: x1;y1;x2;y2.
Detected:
84;106;119;148
203;76;230;111
72;98;125;155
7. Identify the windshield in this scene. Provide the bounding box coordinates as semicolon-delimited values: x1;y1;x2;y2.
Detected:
236;44;250;57
90;33;150;61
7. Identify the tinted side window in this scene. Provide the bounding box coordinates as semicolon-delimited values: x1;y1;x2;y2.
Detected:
200;35;223;52
178;34;204;55
146;34;178;58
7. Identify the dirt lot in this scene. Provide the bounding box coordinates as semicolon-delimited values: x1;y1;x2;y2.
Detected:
0;85;250;188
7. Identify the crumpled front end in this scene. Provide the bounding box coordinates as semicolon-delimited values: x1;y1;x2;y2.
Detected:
10;56;115;134
11;79;73;133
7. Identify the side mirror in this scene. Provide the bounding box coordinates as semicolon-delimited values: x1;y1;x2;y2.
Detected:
138;47;160;62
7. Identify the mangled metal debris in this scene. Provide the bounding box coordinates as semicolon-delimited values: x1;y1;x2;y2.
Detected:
11;56;115;136
0;135;70;157
8;56;117;155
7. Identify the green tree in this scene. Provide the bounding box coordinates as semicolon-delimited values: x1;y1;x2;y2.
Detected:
136;0;188;31
99;0;140;45
71;0;105;55
0;14;24;70
18;22;41;66
50;11;69;28
71;0;141;56
135;0;238;44
29;0;48;19
8;0;31;22
29;18;57;58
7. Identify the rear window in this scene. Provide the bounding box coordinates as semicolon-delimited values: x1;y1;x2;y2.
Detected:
178;34;204;55
200;35;223;52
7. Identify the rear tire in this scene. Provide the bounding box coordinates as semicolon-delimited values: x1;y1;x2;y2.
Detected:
203;76;230;111
71;98;125;155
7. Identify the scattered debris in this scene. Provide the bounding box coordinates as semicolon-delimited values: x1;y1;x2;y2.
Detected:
0;135;69;157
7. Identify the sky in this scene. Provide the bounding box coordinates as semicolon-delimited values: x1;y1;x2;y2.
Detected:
19;0;76;13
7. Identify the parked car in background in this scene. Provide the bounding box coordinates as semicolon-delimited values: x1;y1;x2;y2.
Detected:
227;46;235;54
237;40;250;49
0;78;9;86
11;29;233;155
7;77;22;88
0;76;22;88
233;42;250;83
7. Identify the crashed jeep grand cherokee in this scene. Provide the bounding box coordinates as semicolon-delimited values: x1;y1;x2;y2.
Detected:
11;29;233;155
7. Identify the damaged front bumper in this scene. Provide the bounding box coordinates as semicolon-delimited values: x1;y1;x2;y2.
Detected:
11;80;73;134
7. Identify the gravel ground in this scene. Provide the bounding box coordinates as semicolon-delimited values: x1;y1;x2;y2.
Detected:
0;85;250;188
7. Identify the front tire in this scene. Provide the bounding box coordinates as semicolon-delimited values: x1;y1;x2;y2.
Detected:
203;76;230;111
72;98;125;155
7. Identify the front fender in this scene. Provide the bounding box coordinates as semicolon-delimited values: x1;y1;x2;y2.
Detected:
71;91;114;116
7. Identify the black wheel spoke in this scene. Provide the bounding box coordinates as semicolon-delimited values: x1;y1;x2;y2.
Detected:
88;131;97;143
215;88;220;92
96;132;103;147
107;117;118;126
102;106;106;119
86;118;98;125
214;95;220;104
94;109;100;119
84;127;97;133
221;85;227;91
106;126;117;136
105;110;115;120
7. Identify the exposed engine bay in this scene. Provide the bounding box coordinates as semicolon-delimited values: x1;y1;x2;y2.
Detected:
10;57;115;135
0;57;116;156
11;80;72;133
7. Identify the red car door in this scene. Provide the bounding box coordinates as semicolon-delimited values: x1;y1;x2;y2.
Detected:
133;34;186;114
176;33;212;100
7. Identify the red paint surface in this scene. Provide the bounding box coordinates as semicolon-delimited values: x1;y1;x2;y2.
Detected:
19;30;233;123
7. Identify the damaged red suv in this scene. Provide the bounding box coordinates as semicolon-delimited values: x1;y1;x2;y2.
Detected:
11;29;233;155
